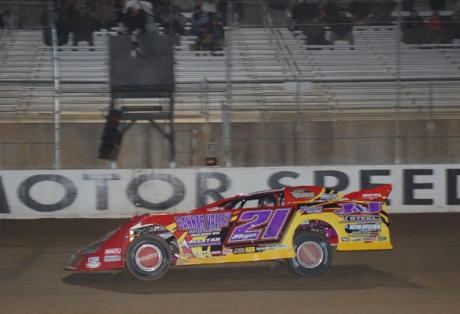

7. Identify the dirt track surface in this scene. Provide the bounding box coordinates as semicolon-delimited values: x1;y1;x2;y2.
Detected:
1;213;459;314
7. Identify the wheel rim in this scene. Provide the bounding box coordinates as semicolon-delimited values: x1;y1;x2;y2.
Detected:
135;244;163;272
297;241;324;268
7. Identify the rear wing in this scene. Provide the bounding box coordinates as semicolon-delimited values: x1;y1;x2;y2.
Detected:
341;184;392;202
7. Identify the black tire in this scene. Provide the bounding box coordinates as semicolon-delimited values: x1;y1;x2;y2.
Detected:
125;235;171;281
287;232;332;276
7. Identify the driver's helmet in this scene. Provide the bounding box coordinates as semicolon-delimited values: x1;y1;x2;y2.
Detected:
258;195;276;207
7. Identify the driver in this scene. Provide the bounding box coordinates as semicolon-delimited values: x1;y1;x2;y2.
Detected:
258;195;276;207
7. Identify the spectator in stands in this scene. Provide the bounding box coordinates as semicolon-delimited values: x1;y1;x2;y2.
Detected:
192;23;213;51
328;8;354;49
71;6;100;51
166;4;188;44
54;9;70;47
428;11;442;31
401;10;425;30
154;0;172;31
173;0;195;12
0;9;11;28
42;8;70;48
452;10;460;41
321;0;340;22
232;0;244;23
125;6;147;35
95;0;118;30
289;0;320;32
369;0;397;26
166;4;187;35
174;4;188;30
302;16;329;48
191;5;209;35
266;0;289;11
124;0;157;34
400;10;428;44
267;0;289;27
426;11;445;43
208;16;225;51
401;0;414;11
202;0;218;18
347;0;372;24
442;9;460;42
430;0;447;11
216;0;228;26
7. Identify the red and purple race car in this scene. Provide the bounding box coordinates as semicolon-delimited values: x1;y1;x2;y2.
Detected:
65;184;393;280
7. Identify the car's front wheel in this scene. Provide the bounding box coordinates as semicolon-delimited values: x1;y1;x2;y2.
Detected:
125;235;171;281
288;232;332;276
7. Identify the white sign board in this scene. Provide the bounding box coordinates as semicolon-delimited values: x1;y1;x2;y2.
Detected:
0;165;459;218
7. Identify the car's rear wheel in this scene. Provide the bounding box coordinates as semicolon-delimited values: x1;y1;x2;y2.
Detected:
125;235;171;281
288;232;332;276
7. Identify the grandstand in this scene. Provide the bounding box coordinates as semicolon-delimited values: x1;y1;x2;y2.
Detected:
1;20;459;122
1;1;460;169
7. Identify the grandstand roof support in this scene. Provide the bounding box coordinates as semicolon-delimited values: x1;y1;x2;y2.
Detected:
109;94;176;168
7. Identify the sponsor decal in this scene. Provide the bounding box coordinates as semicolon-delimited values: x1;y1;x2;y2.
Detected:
341;237;350;242
189;230;213;237
291;189;315;199
233;248;245;254
88;256;99;263
138;252;159;263
227;208;292;243
105;248;122;255
335;202;382;215
267;245;277;250
211;250;222;256
189;228;221;235
377;236;387;242
256;246;267;252
245;247;255;253
341;216;382;222
299;205;322;214
352;237;362;242
86;262;101;269
276;244;288;249
104;255;122;262
175;213;231;231
201;251;210;257
319;193;337;201
227;232;258;242
362;193;382;198
190;232;212;236
222;248;233;254
364;237;375;243
187;237;221;247
345;223;381;234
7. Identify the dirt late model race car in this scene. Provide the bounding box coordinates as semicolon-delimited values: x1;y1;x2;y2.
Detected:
65;184;393;280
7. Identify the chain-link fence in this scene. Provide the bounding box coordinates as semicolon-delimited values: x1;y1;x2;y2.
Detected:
0;0;460;169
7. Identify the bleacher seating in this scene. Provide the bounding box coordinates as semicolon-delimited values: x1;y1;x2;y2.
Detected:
283;25;460;110
0;25;460;120
0;29;111;115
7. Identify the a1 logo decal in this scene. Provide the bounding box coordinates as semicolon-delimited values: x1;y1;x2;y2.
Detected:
227;208;292;244
334;202;382;215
